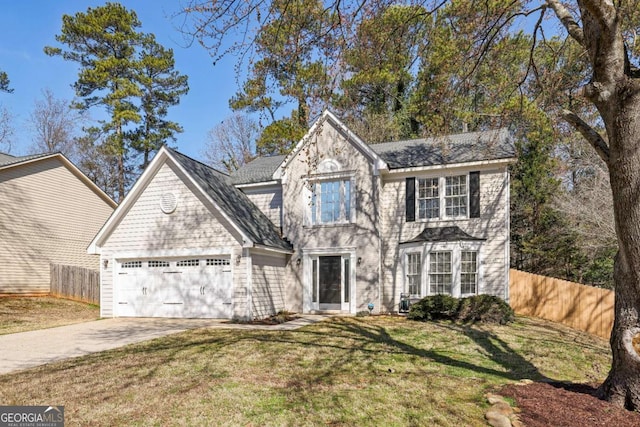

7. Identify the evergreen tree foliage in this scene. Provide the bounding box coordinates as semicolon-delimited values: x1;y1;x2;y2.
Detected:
45;2;188;201
0;70;12;93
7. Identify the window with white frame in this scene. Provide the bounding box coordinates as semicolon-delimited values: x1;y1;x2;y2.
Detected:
413;175;469;220
418;178;439;219
429;251;452;294
406;253;422;297
311;179;352;225
402;243;481;298
460;251;478;295
445;175;467;217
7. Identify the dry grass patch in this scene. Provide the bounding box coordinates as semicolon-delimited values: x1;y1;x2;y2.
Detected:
0;296;99;335
0;316;610;426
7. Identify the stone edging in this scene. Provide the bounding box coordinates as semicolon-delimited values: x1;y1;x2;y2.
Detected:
485;379;532;427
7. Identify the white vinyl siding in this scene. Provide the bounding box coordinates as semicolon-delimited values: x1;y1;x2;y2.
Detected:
0;157;114;294
382;168;509;308
251;253;287;318
282;119;381;314
243;186;283;229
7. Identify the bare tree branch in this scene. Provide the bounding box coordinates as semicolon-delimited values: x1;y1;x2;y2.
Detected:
546;0;585;46
561;108;610;163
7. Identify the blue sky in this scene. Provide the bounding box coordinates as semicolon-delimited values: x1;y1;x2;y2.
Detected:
0;0;240;160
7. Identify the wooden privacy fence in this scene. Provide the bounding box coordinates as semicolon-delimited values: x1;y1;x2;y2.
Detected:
509;269;614;340
50;263;100;305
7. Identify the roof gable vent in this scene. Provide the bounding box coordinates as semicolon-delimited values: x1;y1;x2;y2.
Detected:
160;192;178;214
317;158;341;173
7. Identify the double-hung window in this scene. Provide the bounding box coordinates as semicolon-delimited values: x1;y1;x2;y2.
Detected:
403;244;481;298
445;175;467;217
413;174;469;220
417;178;439;219
460;251;478;295
311;179;352;225
406;253;422;297
429;251;452;294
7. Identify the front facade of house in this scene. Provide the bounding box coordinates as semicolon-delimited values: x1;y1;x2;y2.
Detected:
90;111;515;319
0;153;116;294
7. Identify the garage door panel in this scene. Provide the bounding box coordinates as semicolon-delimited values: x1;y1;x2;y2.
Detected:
115;257;233;318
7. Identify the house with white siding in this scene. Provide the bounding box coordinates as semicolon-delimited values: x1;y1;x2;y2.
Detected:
89;110;516;319
0;152;116;294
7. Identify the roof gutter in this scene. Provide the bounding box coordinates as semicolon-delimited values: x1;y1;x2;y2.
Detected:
384;157;516;176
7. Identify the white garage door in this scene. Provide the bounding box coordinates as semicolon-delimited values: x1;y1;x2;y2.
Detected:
115;257;233;318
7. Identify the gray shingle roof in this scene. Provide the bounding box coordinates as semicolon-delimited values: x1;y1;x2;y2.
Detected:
230;155;286;185
401;226;486;244
372;128;515;169
0;152;58;167
168;148;292;252
0;152;16;165
230;128;515;184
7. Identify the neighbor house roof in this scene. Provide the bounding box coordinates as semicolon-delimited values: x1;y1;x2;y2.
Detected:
401;226;486;244
0;152;55;168
372;128;515;169
231;155;285;185
168;149;292;252
0;151;117;208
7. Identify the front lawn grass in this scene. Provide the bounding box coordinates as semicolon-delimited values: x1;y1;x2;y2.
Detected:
0;316;610;426
0;296;99;335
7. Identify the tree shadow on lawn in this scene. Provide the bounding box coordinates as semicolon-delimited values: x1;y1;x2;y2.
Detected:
239;317;548;385
11;317;551;405
322;317;548;382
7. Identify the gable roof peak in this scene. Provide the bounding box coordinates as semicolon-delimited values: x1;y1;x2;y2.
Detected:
272;110;388;181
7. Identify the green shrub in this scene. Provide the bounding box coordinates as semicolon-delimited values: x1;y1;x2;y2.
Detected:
407;294;460;321
407;294;514;324
457;294;514;324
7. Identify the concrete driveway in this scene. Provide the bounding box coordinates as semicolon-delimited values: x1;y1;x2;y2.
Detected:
0;315;330;375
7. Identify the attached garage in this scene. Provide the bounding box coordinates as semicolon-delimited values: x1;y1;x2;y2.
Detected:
115;257;232;318
88;147;293;320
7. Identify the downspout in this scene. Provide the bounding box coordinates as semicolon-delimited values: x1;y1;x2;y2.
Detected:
505;167;511;303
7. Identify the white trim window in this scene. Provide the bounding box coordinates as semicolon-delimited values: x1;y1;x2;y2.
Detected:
460;251;478;295
417;178;439;219
401;242;482;298
414;174;469;220
429;251;452;294
311;178;353;225
406;252;422;297
445;175;467;217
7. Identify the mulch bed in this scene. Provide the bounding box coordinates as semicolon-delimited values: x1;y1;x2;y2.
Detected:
500;382;640;427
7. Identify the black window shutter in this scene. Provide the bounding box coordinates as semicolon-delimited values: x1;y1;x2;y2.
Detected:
406;178;415;222
469;171;480;218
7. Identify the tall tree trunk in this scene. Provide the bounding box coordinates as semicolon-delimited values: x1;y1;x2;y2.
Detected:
548;0;640;409
598;92;640;409
116;123;125;203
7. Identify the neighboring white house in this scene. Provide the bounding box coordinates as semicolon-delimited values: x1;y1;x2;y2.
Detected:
89;111;516;319
0;152;116;294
